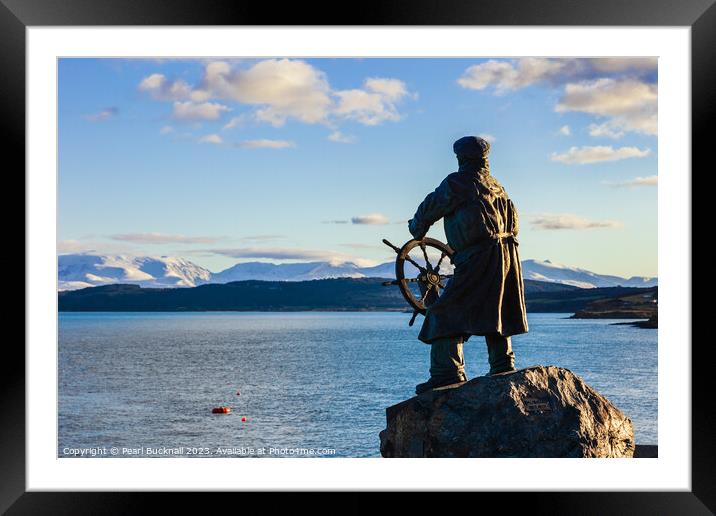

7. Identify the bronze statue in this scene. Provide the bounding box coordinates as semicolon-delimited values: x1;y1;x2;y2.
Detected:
407;136;529;394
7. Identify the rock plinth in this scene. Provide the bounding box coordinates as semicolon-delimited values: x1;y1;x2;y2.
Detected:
379;366;634;458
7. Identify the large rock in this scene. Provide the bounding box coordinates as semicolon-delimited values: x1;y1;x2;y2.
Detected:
379;365;634;458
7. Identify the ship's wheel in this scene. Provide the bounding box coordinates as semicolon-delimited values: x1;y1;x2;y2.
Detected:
381;237;454;326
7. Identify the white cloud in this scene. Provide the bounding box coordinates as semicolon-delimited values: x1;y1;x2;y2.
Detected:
529;214;623;230
458;58;568;93
334;78;410;125
58;239;99;254
363;77;411;101
198;133;224;145
140;60;415;129
83;107;118;122
139;73;165;90
327;131;356;144
159;125;174;135
237;139;296;149
457;58;656;93
457;58;657;137
478;133;496;143
238;234;286;242
558;125;571;136
110;232;221;244
609;175;658;188
197;59;333;127
173;101;230;121
588;122;625;139
550;145;651;164
588;57;657;73
138;73;209;102
222;114;248;130
351;213;390;225
58;239;137;255
556;78;657;136
207;246;377;266
334;89;397;125
139;73;187;100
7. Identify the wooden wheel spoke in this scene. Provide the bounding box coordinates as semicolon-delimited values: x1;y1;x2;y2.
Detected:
408;310;419;326
419;243;433;271
383;278;418;286
435;252;447;272
419;283;434;304
403;254;426;273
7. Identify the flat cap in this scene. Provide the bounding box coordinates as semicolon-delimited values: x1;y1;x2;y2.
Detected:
453;136;491;159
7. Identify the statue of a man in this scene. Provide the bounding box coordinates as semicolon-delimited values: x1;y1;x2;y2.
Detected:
408;136;529;394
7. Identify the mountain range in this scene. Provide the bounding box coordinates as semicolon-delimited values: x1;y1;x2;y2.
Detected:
520;259;657;289
58;253;657;291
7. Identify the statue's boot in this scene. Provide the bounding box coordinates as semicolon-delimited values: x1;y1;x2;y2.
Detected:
415;336;467;395
485;334;516;375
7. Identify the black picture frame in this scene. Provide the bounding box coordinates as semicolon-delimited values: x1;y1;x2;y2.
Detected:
5;0;706;513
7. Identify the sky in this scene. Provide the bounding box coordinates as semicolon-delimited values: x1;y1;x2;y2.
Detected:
58;57;657;278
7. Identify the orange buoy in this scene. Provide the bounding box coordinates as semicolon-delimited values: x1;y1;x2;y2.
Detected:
212;406;231;414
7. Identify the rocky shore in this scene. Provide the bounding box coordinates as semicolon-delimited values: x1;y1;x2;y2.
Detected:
613;314;658;329
380;365;635;458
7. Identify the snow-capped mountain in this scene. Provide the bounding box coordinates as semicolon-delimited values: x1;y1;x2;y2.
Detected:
212;261;369;283
58;254;212;290
211;260;423;282
521;259;657;289
58;254;657;290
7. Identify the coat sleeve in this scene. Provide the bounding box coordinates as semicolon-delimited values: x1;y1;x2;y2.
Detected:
408;175;463;240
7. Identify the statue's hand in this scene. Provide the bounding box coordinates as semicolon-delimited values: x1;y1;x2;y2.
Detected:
408;218;427;240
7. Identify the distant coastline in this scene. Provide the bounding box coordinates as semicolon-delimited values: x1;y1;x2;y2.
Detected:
612;316;658;329
58;277;658;317
569;287;657;327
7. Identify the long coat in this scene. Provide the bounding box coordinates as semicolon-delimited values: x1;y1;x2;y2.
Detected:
408;167;529;343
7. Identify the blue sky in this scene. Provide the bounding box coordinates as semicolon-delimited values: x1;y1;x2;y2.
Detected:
58;57;657;278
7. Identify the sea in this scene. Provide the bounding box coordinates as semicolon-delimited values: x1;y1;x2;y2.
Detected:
58;312;657;458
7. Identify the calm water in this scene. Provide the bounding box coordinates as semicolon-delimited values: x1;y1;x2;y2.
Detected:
58;312;657;457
